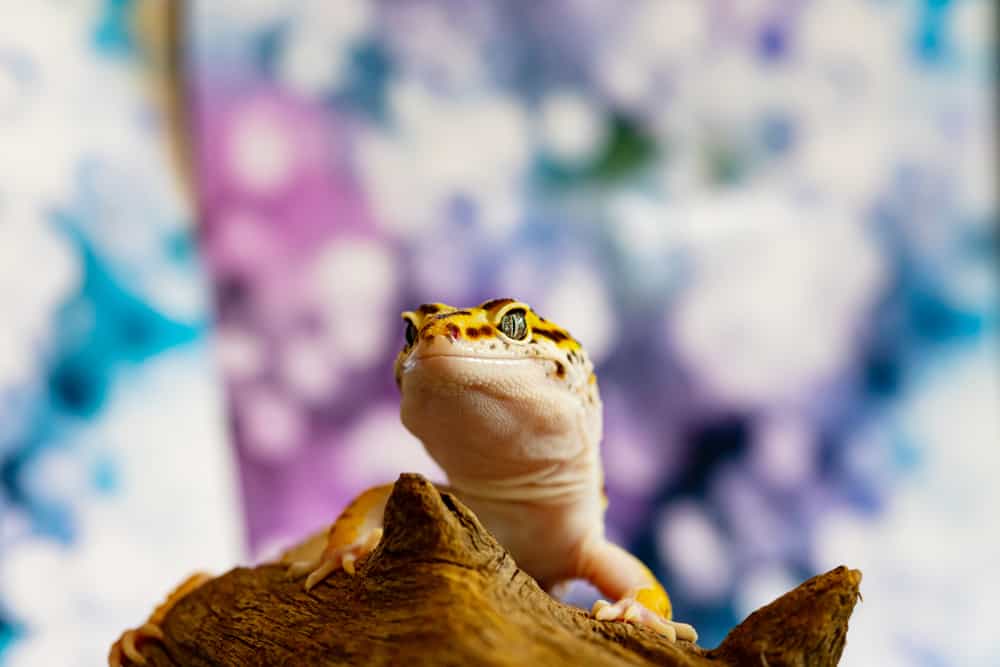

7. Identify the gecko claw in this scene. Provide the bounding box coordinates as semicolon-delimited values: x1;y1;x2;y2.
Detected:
304;558;339;591
110;623;163;666
120;631;144;664
342;553;357;575
138;623;164;641
591;599;611;617
285;559;315;579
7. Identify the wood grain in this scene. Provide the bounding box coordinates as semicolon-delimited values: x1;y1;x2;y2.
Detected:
132;474;861;666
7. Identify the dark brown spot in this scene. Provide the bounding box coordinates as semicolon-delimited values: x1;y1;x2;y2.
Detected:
534;328;569;343
479;325;493;336
480;298;515;311
445;323;461;340
432;310;470;321
417;303;440;315
465;327;480;338
554;361;566;378
423;333;436;342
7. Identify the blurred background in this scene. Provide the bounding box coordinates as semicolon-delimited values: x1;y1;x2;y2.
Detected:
0;1;996;665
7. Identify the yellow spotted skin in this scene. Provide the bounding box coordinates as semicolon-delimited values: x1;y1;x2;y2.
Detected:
394;298;592;390
403;298;583;351
635;572;672;619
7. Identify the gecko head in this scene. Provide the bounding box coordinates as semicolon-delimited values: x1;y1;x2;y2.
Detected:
394;298;602;471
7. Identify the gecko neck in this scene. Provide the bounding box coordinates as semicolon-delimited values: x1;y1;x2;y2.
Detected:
444;444;602;505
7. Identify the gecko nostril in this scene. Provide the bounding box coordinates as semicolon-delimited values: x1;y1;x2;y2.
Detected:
445;323;461;340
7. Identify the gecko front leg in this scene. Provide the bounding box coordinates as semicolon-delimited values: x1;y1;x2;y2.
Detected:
577;537;697;642
283;484;392;590
108;572;213;666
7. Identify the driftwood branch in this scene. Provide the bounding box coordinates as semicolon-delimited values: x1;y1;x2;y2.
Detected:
134;474;861;666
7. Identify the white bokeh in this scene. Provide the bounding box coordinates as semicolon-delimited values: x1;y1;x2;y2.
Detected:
538;90;607;164
278;0;373;96
656;500;733;603
214;325;265;382
814;338;1000;667
306;237;399;367
228;102;297;195
607;191;685;298
669;190;886;407
601;388;678;498
214;208;279;260
596;0;708;109
278;332;345;402
951;0;996;70
359;82;529;239
750;413;815;491
0;2;99;204
240;384;306;463
380;1;490;91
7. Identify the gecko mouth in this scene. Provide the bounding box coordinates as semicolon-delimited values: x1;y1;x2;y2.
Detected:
401;352;555;374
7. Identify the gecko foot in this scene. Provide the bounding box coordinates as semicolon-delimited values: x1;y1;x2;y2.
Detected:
108;572;213;666
287;527;383;590
108;623;163;666
591;597;698;643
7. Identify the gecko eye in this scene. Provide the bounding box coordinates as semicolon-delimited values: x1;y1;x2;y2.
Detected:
404;321;418;346
499;309;528;341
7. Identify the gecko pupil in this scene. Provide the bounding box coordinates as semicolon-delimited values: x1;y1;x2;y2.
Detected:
499;309;528;341
404;321;418;346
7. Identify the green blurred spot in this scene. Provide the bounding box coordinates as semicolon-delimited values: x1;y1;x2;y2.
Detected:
589;114;658;182
536;114;659;189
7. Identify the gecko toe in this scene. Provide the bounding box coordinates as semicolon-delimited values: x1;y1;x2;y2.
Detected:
591;595;697;643
304;558;339;590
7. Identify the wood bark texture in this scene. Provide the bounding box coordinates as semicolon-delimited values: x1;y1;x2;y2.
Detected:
132;474;862;666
